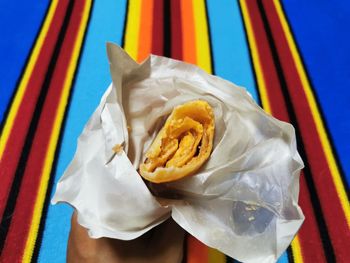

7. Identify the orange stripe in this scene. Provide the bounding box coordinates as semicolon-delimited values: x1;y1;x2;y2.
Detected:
137;0;154;62
181;0;196;64
187;236;208;263
181;2;204;263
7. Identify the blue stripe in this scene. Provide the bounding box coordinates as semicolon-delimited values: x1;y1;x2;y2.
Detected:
277;252;289;263
38;1;127;262
283;0;350;187
207;1;290;262
206;0;258;101
0;1;49;124
227;251;289;262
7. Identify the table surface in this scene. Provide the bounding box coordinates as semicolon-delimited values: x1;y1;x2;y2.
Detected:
0;1;349;262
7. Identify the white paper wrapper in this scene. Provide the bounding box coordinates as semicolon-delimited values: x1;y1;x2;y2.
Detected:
52;43;304;262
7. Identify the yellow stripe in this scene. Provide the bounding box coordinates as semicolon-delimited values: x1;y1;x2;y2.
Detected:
0;0;59;160
239;0;303;262
273;0;350;228
208;248;226;263
193;1;225;261
239;0;272;114
291;236;303;263
21;1;92;262
123;0;142;60
193;0;212;73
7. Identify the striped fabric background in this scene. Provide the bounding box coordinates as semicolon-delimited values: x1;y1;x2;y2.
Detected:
0;0;349;262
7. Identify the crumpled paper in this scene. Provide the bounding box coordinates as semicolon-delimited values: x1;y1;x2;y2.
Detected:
52;43;304;263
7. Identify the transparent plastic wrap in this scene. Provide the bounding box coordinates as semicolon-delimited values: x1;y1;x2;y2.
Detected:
52;43;304;263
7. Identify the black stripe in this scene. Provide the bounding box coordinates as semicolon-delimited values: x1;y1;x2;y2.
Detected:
279;0;350;200
163;0;171;57
236;0;262;106
181;234;188;263
287;245;294;262
30;1;95;261
257;0;336;261
226;256;242;263
204;0;216;75
121;0;129;49
0;0;75;254
0;1;51;134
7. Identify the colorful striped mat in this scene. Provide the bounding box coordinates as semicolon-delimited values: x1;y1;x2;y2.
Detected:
0;0;349;262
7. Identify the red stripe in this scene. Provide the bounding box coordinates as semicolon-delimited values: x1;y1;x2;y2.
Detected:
297;172;328;262
0;1;87;261
171;0;182;60
170;1;210;262
245;1;289;122
245;1;327;262
167;1;207;262
262;0;350;260
152;0;164;55
168;2;204;262
168;2;201;261
0;0;69;220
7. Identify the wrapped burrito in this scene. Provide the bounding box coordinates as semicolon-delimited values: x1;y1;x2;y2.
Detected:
52;43;304;263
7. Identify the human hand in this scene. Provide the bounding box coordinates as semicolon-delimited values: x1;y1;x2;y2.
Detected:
67;212;185;263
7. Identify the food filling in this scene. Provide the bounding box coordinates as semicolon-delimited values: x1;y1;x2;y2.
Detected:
139;100;215;183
